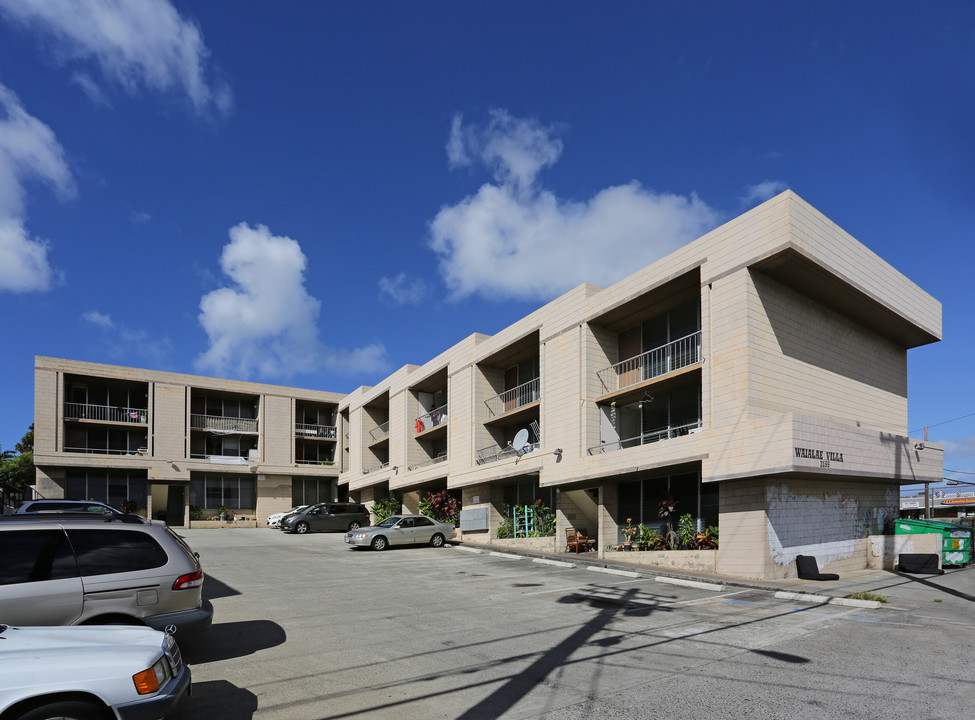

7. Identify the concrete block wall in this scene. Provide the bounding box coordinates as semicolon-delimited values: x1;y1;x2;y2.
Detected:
761;478;900;579
716;479;769;579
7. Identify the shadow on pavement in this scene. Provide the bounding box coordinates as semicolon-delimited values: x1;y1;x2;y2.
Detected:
179;619;286;664
202;574;242;601
176;679;258;719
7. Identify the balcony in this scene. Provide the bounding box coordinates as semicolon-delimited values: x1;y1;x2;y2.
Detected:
369;422;389;444
596;331;702;394
295;423;336;439
409;453;448;471
587;419;702;455
191;414;258;433
476;442;540;465
414;403;448;434
485;378;540;418
64;403;147;424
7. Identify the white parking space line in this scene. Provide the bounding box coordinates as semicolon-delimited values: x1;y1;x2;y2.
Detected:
656;576;726;591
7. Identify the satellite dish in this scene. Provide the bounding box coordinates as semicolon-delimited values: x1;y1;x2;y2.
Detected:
512;428;530;455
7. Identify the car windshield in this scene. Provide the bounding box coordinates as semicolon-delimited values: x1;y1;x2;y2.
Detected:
377;516;402;528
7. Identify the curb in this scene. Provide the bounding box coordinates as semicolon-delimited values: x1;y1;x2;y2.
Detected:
774;591;882;609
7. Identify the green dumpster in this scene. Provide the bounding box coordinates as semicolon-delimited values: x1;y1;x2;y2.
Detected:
895;518;972;566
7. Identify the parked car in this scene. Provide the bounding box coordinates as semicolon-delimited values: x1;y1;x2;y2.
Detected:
0;623;189;720
16;499;149;524
345;514;456;551
279;502;369;534
266;505;310;527
0;516;212;636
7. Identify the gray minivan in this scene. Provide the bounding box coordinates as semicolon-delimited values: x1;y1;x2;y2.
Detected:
279;502;369;534
0;516;212;636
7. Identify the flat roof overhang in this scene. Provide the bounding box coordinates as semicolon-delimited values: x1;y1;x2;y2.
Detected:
751;247;940;349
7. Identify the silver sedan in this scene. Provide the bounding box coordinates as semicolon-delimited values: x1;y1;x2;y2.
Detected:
345;514;456;551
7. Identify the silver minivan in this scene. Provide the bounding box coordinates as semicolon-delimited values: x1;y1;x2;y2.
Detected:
0;516;212;636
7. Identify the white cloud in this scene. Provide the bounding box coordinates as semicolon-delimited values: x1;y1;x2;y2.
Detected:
322;343;390;375
942;434;975;466
430;110;720;302
196;223;389;380
0;82;73;293
129;210;151;224
70;71;111;106
378;272;428;306
741;180;788;208
82;311;173;366
0;0;232;117
82;310;114;329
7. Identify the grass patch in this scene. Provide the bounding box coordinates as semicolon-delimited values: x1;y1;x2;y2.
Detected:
849;591;889;603
934;598;944;603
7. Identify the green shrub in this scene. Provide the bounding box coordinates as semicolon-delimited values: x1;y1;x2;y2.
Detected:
371;493;402;523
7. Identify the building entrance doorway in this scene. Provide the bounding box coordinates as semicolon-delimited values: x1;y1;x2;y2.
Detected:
166;485;185;526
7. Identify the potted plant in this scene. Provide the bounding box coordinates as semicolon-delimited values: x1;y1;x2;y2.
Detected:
218;505;230;521
621;518;638;550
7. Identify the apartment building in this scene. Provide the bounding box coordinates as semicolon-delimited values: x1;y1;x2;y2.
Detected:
33;191;944;579
33;358;345;525
338;191;943;579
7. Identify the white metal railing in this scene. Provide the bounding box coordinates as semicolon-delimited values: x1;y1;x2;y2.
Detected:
64;446;146;456
409;453;448;471
475;442;540;465
295;459;336;466
191;414;258;433
64;403;148;424
369;422;389;444
190;451;254;461
362;460;390;475
485;378;540;418
414;403;448;433
295;423;336;439
587;419;702;455
596;331;702;394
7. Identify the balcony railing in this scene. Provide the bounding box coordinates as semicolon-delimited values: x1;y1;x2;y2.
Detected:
369;422;389;444
414;403;448;433
296;459;337;466
191;414;258;433
485;378;540;418
409;453;447;471
475;442;540;465
64;446;147;456
596;331;702;394
64;403;148;424
295;423;336;439
362;460;390;475
587;419;702;455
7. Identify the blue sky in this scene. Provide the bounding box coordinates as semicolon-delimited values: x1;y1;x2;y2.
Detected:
0;1;973;487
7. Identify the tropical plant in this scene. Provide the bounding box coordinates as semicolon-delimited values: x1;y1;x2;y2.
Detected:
419;489;460;525
637;524;658;549
677;514;697;549
371;493;402;523
695;525;719;549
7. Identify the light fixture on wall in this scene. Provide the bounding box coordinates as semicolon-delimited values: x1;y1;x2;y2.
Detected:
553;448;562;459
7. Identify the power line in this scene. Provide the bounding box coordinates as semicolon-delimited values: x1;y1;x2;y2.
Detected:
910;411;975;436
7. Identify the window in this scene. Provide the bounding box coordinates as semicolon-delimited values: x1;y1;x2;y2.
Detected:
0;530;79;585
415;517;434;527
65;470;148;510
618;471;716;535
292;478;332;506
67;530;168;576
189;474;256;510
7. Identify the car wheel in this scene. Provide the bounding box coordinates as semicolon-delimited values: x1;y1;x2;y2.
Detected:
295;521;310;534
17;700;109;720
371;536;388;551
348;521;361;531
430;533;445;548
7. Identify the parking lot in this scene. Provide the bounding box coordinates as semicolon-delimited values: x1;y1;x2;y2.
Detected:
173;529;975;720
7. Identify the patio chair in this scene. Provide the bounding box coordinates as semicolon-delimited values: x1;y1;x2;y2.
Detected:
795;554;839;581
565;528;595;554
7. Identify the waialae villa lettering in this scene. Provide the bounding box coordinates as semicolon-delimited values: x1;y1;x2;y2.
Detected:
795;447;845;463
